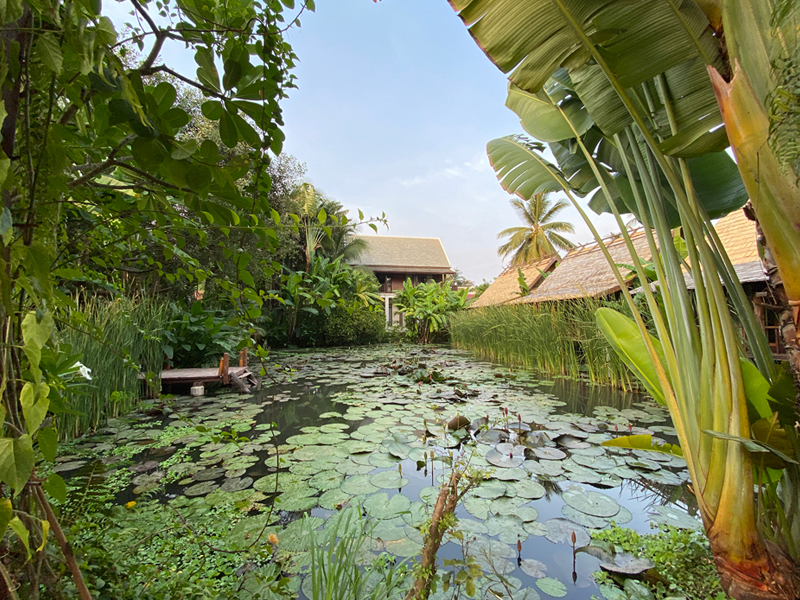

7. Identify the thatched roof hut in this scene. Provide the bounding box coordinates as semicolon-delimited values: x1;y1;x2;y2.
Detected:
684;209;766;288
511;230;653;304
469;256;558;308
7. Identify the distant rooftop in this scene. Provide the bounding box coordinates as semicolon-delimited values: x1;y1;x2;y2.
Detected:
512;230;653;304
351;235;455;274
470;255;558;308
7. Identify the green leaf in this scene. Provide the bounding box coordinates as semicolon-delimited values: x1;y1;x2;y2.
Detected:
739;358;773;421
44;473;67;503
195;48;220;92
36;34;63;73
506;84;593;143
38;426;57;462
486;136;570;199
201;101;223;120
0;498;11;535
702;429;798;464
8;516;30;558
595;308;666;404
602;434;683;457
0;207;12;245
0;434;34;495
219;111;239;148
21;382;50;434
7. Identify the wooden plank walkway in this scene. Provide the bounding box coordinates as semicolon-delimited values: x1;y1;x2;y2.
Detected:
159;366;250;384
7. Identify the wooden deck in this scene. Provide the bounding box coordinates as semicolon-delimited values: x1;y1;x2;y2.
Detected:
159;366;251;384
150;351;258;392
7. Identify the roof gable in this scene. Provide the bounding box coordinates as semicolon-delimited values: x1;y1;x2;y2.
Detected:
351;235;454;273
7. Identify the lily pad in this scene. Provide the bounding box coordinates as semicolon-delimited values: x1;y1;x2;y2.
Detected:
471;480;508;499
562;487;620;518
370;470;409;490
340;474;379;496
463;496;491;520
520;558;547;578
513;479;546;500
363;492;411;519
533;447;567;461
561;505;609;529
535;577;567;598
368;453;401;469
543;518;590;546
185;481;219;496
649;505;702;530
599;553;654;575
274;487;318;512
221;476;254;492
193;467;226;482
309;470;345;492
318;487;352;510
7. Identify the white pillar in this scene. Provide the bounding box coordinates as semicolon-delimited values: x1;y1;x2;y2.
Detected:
384;296;391;324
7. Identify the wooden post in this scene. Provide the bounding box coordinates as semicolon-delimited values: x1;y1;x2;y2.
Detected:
221;353;230;385
239;347;247;367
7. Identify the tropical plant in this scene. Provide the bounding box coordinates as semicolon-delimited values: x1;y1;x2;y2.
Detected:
305;507;410;600
448;0;800;595
497;193;575;265
393;280;468;344
291;183;383;271
0;0;304;590
58;296;167;439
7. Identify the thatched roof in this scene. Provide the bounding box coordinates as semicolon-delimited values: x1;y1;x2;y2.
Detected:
702;209;765;284
351;235;454;274
512;230;653;304
469;256;558;308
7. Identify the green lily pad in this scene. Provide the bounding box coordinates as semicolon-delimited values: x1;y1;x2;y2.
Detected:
363;492;411;519
561;505;609;529
318;487;352;510
520;559;547;578
309;470;345;491
464;496;491;520
185;481;219;496
649;505;702;530
562;487;620;518
599;553;654;575
486;448;525;468
193;467;226;482
368;453;402;468
340;474;379;496
471;480;508;499
535;577;567;598
523;521;548;536
221;476;253;492
490;496;525;515
513;479;546;499
274;487;318;512
543;518;590;546
370;470;409;490
334;459;374;475
382;536;423;557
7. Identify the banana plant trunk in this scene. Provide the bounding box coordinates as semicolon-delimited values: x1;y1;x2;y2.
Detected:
743;203;800;400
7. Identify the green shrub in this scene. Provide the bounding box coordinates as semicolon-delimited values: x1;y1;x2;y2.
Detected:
393;280;468;344
323;305;386;346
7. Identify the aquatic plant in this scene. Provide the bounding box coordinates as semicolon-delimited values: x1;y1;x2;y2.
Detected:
58;296;167;439
450;298;638;389
306;507;411;600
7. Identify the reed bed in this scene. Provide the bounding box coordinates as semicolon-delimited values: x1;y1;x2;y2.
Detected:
58;296;167;439
450;297;640;389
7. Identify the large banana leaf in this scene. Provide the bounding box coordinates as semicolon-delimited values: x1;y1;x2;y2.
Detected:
501;85;746;227
452;0;727;158
486;136;570;198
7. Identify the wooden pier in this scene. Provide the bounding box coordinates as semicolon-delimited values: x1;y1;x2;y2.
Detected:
154;350;258;392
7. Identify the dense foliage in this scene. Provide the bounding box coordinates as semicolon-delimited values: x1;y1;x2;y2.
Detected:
393;280;467;344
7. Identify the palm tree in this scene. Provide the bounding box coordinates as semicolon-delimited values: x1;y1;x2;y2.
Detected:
497;193;575;265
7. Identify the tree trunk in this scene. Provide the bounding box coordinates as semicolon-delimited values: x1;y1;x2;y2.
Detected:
712;539;800;600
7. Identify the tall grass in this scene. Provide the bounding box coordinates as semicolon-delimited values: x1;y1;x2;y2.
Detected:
58;296;167;439
450;297;642;389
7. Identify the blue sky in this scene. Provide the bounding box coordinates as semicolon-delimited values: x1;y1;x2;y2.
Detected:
280;0;618;282
109;0;619;282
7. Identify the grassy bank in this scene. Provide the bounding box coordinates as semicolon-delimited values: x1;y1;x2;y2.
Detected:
450;298;641;389
59;296;167;438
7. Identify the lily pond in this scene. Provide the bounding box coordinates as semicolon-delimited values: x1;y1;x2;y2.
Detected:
55;345;702;599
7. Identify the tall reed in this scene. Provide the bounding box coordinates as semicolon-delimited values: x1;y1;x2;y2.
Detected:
58;296;167;439
450;297;639;389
